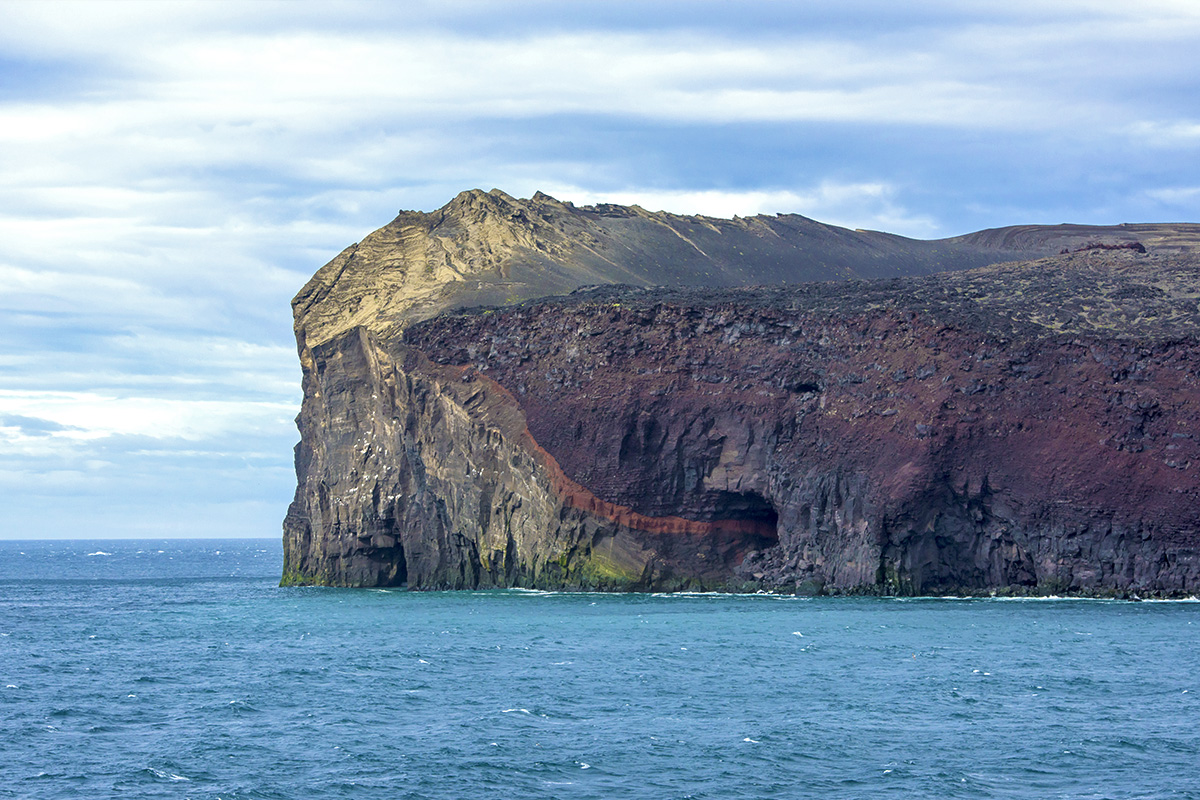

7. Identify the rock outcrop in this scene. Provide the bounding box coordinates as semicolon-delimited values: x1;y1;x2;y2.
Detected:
284;190;1200;595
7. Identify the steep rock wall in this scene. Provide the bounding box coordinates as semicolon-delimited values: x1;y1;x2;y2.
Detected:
286;251;1200;595
403;282;1200;595
283;328;778;590
284;191;1200;595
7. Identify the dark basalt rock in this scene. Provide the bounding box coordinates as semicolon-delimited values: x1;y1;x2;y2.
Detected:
283;191;1200;595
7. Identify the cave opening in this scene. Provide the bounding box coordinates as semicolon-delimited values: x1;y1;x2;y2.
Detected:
395;546;409;587
373;540;408;587
698;489;780;548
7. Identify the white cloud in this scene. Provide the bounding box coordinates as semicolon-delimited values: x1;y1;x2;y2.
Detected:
1128;121;1200;147
1141;186;1200;207
541;182;941;239
1153;186;1200;201
4;16;1189;145
0;391;296;442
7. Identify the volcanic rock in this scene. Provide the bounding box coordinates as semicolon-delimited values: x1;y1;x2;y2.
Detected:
283;190;1200;595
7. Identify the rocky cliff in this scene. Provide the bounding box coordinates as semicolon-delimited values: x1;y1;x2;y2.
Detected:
284;190;1200;595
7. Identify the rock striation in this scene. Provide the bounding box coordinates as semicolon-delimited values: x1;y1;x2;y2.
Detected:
284;190;1200;595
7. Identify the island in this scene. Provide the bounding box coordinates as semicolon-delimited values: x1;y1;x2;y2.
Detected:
283;189;1200;595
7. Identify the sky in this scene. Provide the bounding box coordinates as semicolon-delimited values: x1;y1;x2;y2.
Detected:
1;0;1199;539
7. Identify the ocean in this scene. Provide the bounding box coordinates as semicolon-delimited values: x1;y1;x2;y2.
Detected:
0;539;1196;799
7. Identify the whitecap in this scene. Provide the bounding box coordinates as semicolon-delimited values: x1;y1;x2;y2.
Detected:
792;631;803;637
86;551;112;557
743;737;760;743
149;768;190;782
501;708;532;714
579;763;590;769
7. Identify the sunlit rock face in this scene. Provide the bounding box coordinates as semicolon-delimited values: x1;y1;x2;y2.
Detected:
284;190;1200;595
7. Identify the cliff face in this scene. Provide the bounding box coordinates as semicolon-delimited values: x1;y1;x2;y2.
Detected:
284;191;1200;595
282;330;782;589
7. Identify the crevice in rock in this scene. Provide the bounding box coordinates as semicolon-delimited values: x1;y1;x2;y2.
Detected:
381;542;408;587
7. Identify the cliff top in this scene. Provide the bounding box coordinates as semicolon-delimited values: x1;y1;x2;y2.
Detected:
423;248;1200;345
294;189;1200;348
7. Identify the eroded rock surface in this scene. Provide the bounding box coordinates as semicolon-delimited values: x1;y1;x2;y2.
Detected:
284;191;1200;595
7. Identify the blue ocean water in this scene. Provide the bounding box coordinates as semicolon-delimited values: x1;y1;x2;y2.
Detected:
0;539;1197;799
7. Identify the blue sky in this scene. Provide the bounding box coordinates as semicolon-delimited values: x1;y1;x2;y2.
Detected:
1;0;1198;539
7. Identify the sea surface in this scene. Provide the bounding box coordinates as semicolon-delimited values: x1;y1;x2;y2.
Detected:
0;539;1197;799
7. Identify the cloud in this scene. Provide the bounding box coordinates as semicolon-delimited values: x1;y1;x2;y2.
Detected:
0;414;79;436
6;8;1197;149
1128;121;1200;147
1;1;1199;539
0;391;296;442
1144;186;1200;204
540;182;940;238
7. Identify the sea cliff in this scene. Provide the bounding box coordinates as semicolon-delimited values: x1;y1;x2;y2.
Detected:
283;190;1200;595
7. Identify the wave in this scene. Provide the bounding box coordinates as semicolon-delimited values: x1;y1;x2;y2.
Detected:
146;768;190;782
